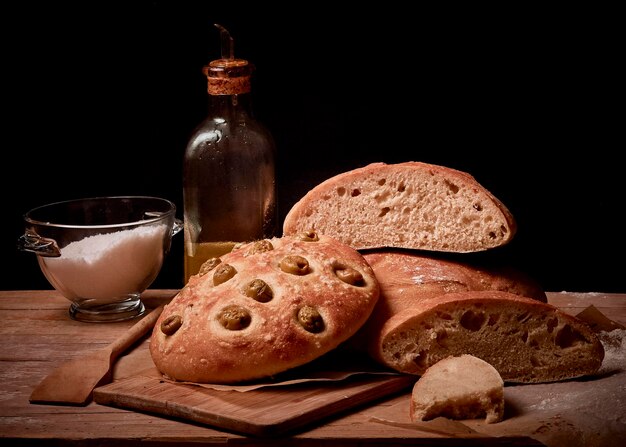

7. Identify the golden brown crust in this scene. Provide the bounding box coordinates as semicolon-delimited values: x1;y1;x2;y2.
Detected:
149;233;380;384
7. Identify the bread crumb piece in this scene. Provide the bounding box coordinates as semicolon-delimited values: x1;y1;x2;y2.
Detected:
410;354;504;424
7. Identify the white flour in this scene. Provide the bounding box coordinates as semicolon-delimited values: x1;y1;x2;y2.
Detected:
40;225;167;301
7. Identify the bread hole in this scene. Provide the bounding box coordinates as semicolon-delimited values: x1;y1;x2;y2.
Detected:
413;350;429;367
488;231;497;239
445;180;459;194
473;203;483;211
322;194;331;200
337;187;346;197
501;225;508;235
487;313;500;326
555;324;587;349
530;355;542;367
460;310;486;331
547;317;558;333
521;331;528;343
529;339;540;349
517;312;532;323
402;207;411;214
379;207;390;217
437;312;453;320
397;182;406;192
351;188;361;197
378;178;386;186
435;329;448;347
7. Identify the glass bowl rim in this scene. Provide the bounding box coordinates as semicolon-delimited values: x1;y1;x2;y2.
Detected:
23;195;178;230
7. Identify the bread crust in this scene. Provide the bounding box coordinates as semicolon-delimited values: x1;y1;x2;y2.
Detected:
150;234;380;383
369;291;604;383
282;162;517;252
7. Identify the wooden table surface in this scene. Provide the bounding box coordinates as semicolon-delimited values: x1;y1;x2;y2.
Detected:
1;289;624;446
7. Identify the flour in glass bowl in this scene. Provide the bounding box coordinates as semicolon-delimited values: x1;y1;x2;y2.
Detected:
40;224;168;301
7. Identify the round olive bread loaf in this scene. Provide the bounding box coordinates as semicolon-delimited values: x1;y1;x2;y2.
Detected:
150;232;380;384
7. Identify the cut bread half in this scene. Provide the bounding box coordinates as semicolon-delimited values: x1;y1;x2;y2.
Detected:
369;291;605;383
347;250;547;353
410;354;504;424
282;162;517;252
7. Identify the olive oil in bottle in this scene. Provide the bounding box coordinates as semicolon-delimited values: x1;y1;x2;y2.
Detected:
183;24;276;283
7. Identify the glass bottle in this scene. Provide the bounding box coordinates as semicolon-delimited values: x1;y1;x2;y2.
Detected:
183;24;276;283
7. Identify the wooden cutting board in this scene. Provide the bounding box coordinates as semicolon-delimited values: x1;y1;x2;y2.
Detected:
93;372;415;436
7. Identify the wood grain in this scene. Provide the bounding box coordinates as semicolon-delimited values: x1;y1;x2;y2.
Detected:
94;372;416;436
2;289;624;446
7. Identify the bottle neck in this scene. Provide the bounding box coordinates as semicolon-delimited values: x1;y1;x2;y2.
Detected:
207;93;253;119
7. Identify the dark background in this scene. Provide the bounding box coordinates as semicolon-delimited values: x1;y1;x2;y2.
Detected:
2;2;622;293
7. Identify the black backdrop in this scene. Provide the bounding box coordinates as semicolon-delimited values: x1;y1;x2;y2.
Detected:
3;2;622;293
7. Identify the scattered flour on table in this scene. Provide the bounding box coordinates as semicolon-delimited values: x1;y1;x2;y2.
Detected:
598;328;626;374
527;329;626;412
42;225;167;300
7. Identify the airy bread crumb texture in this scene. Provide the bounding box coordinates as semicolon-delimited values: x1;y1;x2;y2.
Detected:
378;292;604;383
410;354;504;424
283;162;516;252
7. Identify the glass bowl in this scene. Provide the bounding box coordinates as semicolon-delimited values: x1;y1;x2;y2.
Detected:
18;196;182;322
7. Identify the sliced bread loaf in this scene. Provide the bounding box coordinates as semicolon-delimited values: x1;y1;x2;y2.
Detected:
410;354;504;424
282;162;517;252
369;290;604;383
348;250;547;352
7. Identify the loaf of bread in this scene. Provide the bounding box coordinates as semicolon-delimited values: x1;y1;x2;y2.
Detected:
150;232;380;384
347;250;547;352
410;354;504;424
369;290;604;383
282;162;517;252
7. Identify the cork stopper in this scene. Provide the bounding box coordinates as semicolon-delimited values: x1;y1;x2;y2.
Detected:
204;24;253;95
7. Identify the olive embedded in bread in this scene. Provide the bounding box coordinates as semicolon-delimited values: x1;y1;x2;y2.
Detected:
218;305;252;330
213;264;237;286
298;229;319;242
161;314;183;335
198;257;221;276
280;255;310;275
333;263;365;286
249;239;274;254
297;305;325;333
242;278;273;302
